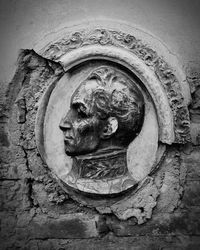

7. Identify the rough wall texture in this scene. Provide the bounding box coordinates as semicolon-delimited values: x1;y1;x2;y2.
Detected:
0;1;200;249
0;44;200;250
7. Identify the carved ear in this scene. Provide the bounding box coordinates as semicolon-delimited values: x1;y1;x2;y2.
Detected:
101;117;118;139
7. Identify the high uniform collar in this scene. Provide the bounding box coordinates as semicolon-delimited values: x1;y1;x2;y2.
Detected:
72;147;128;180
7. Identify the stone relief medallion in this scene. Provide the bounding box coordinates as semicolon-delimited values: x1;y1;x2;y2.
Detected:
37;61;162;195
35;24;191;199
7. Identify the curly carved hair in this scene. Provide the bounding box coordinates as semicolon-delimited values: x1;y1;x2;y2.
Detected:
87;66;144;145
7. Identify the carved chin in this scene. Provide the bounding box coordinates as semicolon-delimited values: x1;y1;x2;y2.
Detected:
63;131;102;156
64;140;76;155
64;143;98;156
64;142;84;156
65;149;77;156
64;145;79;156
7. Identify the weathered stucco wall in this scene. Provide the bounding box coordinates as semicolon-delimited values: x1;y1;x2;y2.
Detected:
0;1;200;249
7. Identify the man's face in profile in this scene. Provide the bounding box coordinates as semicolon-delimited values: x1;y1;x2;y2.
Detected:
59;80;104;156
59;67;144;157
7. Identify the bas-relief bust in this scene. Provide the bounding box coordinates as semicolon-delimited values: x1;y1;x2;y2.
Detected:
33;25;191;220
59;66;144;182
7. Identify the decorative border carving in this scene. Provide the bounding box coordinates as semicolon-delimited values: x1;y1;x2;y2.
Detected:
41;28;191;144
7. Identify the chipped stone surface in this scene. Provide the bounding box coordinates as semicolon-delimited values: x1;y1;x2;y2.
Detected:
110;177;159;223
95;177;159;224
186;63;200;146
0;48;199;249
154;148;187;213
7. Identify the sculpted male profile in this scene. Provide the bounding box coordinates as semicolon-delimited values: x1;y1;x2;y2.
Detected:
59;66;144;181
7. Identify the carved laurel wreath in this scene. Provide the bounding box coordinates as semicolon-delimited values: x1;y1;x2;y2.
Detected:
41;28;190;143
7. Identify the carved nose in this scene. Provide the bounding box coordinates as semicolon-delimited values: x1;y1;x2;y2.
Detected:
59;117;71;131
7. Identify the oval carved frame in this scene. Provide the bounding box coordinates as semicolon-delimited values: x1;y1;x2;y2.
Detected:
35;22;191;195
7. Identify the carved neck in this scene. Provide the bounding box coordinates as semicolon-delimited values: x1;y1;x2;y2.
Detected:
72;147;128;180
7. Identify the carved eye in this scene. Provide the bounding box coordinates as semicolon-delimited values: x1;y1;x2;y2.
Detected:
73;103;87;118
78;108;87;118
